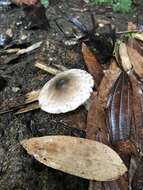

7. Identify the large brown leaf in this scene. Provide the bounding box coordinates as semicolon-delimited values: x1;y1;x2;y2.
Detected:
131;157;143;190
130;74;143;152
86;93;109;144
127;45;143;80
127;38;143;56
82;42;104;88
86;62;127;190
21;136;127;181
98;58;121;107
107;71;132;144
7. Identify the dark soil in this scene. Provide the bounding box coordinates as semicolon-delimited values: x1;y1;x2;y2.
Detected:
0;1;142;190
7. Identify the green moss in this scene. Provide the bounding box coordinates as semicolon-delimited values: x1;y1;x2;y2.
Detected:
85;0;132;12
40;0;49;8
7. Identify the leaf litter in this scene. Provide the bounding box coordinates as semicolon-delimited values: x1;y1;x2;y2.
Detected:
1;9;143;189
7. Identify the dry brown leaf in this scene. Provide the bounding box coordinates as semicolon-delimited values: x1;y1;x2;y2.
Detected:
98;58;121;107
86;93;109;144
129;74;143;152
119;43;132;72
21;136;127;181
127;38;143;56
127;45;143;80
82;42;104;88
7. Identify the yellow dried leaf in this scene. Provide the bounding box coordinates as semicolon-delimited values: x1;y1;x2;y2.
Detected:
21;136;127;181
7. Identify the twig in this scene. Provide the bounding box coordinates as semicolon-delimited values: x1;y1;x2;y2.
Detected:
35;61;62;75
15;102;40;115
116;30;142;34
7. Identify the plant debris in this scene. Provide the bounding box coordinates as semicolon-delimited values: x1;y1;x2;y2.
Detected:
82;42;104;88
21;135;127;181
1;3;143;189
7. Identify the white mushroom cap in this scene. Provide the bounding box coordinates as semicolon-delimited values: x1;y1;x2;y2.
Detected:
38;69;94;114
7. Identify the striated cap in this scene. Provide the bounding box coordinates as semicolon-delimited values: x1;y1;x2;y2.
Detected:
38;69;94;113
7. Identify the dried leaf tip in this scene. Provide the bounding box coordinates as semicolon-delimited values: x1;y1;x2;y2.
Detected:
21;136;127;181
119;42;132;72
82;42;104;87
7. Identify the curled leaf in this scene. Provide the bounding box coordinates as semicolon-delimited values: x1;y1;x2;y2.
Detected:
107;72;132;144
82;42;104;88
21;135;127;181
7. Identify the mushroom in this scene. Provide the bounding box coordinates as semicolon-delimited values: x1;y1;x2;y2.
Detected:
38;69;94;113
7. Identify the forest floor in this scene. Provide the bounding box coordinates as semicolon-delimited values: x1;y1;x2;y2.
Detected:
0;1;143;189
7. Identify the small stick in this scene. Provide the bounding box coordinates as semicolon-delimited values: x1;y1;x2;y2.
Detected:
15;102;40;115
35;61;62;75
116;30;142;34
0;90;40;115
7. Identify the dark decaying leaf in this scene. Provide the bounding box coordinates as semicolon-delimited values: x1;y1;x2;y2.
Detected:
129;74;143;152
107;71;132;144
86;70;128;190
82;42;104;88
131;157;143;190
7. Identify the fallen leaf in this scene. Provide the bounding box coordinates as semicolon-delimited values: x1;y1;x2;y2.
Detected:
107;71;132;144
21;135;127;181
82;42;104;88
98;58;121;107
129;74;143;152
119;42;132;72
127;38;143;56
127;45;143;80
86;93;109;144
